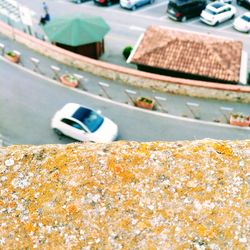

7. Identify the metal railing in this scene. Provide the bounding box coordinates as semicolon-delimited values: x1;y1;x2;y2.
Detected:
1;41;248;127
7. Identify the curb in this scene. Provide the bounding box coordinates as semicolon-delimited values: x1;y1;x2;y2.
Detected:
2;55;249;131
0;20;250;103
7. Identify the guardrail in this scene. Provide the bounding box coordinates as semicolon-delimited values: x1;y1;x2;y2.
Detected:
0;20;250;104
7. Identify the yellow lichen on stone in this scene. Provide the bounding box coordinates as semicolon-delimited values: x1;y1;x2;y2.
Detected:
0;140;249;249
211;141;234;156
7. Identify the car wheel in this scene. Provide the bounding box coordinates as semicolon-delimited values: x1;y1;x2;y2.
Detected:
53;128;63;136
131;5;136;10
231;14;235;20
214;21;219;26
181;16;187;22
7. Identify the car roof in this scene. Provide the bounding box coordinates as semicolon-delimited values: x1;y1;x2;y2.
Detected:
58;103;100;122
72;106;94;122
207;2;228;11
58;103;82;118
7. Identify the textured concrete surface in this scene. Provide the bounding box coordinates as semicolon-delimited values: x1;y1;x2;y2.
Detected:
0;140;249;249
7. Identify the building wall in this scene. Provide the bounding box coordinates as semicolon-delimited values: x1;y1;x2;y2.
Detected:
137;65;237;85
56;41;104;59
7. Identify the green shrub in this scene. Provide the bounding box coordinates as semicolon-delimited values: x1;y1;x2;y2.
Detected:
6;51;16;57
122;46;133;60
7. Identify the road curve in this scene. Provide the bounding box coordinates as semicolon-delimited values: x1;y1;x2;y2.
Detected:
0;59;249;145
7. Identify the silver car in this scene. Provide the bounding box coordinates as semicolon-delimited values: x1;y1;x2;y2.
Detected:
120;0;154;10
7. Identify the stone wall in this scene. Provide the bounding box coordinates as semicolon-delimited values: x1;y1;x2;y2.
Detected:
1;21;250;103
0;140;249;249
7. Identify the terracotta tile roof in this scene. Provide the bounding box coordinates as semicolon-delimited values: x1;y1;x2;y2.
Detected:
0;140;249;249
130;26;243;83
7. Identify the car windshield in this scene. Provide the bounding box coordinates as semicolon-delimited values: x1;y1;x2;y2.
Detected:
242;15;250;22
205;8;217;15
72;107;104;132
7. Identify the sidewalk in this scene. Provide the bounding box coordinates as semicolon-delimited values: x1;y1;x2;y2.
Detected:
1;31;250;127
0;0;249;126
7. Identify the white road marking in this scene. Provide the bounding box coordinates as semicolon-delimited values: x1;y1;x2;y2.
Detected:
217;22;234;30
129;25;145;31
109;9;250;41
187;18;200;24
34;0;250;43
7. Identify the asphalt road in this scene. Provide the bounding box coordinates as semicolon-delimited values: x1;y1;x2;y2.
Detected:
14;0;250;68
0;59;249;145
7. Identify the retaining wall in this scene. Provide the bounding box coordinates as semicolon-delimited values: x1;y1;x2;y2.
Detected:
1;20;250;103
0;140;249;248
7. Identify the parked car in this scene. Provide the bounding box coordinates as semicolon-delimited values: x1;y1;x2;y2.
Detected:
51;103;118;143
167;0;207;22
200;2;236;26
93;0;119;6
120;0;154;10
233;12;250;32
237;0;250;9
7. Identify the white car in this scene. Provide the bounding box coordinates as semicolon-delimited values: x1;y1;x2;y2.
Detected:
200;2;236;26
233;12;250;33
120;0;154;10
51;103;118;143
